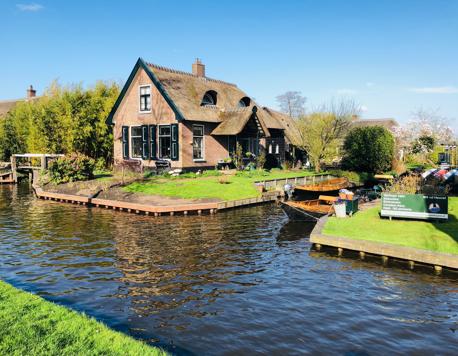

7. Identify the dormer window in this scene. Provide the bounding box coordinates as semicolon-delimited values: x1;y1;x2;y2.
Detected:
238;96;251;108
201;90;217;106
139;85;151;112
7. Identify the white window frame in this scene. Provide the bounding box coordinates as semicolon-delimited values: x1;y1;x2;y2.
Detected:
130;126;143;159
139;85;152;113
192;124;205;161
158;124;172;159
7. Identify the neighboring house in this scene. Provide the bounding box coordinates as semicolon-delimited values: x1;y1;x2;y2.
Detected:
106;58;300;170
351;118;399;133
0;86;38;118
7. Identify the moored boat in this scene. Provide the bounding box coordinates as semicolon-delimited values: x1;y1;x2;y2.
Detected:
294;177;349;192
280;195;338;221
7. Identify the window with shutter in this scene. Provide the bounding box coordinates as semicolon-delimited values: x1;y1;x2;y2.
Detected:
171;124;179;161
141;125;149;159
149;125;157;160
122;126;129;159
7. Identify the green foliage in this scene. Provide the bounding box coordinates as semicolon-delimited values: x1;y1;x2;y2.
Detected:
0;81;119;165
343;126;395;173
256;151;266;169
328;169;372;185
0;280;166;355
48;153;96;184
411;135;435;154
234;142;244;170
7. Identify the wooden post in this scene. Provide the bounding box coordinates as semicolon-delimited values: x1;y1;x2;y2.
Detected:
408;260;415;270
337;247;343;256
359;251;365;260
11;156;17;183
41;155;46;170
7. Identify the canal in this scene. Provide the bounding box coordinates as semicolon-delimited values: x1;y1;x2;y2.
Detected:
0;184;457;354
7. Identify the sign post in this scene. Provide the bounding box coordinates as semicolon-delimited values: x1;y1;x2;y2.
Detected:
381;193;448;221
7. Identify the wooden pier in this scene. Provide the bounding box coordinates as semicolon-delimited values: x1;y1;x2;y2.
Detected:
310;216;458;272
33;185;281;216
9;154;63;183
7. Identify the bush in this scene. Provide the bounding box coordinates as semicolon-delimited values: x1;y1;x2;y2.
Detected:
48;154;95;184
342;126;395;173
328;169;372;185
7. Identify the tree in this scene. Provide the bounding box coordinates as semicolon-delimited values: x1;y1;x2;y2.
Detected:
295;99;358;172
411;135;435;155
0;81;119;165
343;126;395;173
276;91;306;118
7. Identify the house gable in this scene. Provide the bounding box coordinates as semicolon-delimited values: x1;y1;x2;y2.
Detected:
106;58;184;125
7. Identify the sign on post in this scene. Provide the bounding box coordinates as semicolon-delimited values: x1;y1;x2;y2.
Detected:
381;193;448;220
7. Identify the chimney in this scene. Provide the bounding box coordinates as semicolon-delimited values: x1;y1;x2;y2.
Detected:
27;85;36;99
192;58;205;77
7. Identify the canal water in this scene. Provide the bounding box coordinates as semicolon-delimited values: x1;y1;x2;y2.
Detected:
0;183;457;355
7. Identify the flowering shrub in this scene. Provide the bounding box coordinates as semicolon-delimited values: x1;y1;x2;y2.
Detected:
48;153;95;184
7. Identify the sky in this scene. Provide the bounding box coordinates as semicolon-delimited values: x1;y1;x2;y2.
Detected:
1;0;457;132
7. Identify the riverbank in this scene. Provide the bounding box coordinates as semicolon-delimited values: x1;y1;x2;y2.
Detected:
35;169;330;215
311;197;458;270
0;280;166;355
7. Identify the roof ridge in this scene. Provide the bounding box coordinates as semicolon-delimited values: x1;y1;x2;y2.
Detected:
146;61;238;87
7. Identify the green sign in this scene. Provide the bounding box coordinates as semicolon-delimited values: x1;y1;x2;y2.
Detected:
381;193;448;220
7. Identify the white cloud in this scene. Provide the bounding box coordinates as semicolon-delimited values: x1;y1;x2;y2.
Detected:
409;86;458;94
336;88;357;95
366;82;375;88
16;3;43;12
359;105;368;112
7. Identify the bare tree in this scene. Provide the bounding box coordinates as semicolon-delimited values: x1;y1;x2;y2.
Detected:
296;99;359;172
276;91;306;118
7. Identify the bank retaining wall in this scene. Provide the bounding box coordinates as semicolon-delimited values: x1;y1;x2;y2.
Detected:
310;216;458;271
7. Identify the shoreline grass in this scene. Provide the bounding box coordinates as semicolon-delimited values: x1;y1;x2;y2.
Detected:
323;197;458;255
124;169;321;201
0;280;166;355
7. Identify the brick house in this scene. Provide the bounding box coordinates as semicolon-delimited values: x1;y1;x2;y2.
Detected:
106;58;300;170
0;85;38;119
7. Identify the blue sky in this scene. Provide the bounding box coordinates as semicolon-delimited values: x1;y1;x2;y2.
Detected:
1;0;457;131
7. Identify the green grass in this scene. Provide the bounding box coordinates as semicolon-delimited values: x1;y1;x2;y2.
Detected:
323;197;458;255
0;280;167;356
124;169;320;201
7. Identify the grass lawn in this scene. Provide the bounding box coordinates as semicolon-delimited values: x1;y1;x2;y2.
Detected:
124;169;320;201
0;280;166;356
323;197;458;255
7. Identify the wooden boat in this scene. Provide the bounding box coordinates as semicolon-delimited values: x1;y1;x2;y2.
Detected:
280;195;338;221
294;177;349;192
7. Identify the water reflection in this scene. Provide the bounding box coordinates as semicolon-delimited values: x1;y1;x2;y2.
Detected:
0;184;457;355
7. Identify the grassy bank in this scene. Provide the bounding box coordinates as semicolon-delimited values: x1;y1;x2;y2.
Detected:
323;197;458;255
0;280;166;355
124;169;320;201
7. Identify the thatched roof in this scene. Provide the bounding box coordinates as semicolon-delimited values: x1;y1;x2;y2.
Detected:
211;107;269;136
0;100;19;118
145;60;300;139
0;97;40;119
261;107;302;146
352;118;399;132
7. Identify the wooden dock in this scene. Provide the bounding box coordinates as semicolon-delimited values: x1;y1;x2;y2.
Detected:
33;185;280;216
10;153;63;183
310;216;458;272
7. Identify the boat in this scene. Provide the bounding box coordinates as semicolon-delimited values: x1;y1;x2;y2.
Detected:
294;177;349;192
280;195;338;221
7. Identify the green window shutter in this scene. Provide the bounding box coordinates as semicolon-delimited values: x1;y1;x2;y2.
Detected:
171;123;179;161
149;125;157;160
122;126;129;159
141;125;149;160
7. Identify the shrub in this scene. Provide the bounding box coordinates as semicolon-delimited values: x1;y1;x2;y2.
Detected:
328;169;372;185
343;126;395;173
48;153;95;184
